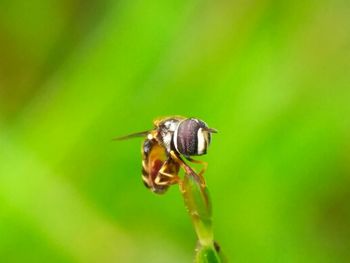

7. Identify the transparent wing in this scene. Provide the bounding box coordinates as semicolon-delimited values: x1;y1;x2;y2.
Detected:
113;130;150;141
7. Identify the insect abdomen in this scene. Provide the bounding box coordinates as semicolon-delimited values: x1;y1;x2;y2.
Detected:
141;138;169;194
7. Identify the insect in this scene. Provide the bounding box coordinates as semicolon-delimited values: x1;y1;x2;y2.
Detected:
116;116;217;194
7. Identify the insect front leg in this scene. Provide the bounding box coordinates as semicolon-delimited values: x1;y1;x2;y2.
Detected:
154;160;180;186
184;157;208;178
169;151;206;187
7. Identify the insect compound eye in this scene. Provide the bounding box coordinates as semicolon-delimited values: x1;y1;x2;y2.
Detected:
174;118;212;156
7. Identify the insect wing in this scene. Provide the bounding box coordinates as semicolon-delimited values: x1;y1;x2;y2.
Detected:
113;130;150;141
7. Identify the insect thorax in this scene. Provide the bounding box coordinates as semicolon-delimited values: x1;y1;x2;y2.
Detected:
156;118;182;153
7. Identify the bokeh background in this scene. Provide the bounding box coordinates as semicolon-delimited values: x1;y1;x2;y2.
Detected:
1;0;350;262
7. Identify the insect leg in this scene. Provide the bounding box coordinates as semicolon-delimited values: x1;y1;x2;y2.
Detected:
154;161;180;186
169;151;206;187
184;157;208;177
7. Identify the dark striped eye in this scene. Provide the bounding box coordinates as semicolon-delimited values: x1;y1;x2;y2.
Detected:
173;118;212;156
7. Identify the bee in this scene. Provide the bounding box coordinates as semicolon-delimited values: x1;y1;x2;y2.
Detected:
116;116;217;194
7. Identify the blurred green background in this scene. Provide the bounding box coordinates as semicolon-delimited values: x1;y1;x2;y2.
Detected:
0;0;350;262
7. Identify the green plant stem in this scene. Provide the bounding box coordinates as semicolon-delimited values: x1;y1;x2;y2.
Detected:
180;167;225;262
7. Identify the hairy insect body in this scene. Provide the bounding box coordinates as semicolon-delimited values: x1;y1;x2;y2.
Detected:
155;117;184;153
117;116;216;194
141;137;181;194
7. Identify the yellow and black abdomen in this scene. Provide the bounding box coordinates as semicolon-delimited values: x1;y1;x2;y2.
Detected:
141;137;179;194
